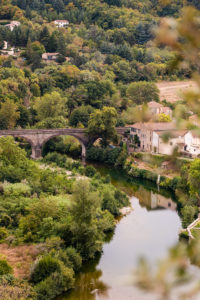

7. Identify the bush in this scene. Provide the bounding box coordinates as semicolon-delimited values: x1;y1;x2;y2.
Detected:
84;166;96;177
30;256;61;284
3;183;31;197
65;247;82;272
181;205;198;228
0;227;8;241
100;210;115;232
86;146;121;164
49;247;82;272
127;167;157;183
0;275;36;299
0;258;13;276
35;265;74;300
43;152;67;168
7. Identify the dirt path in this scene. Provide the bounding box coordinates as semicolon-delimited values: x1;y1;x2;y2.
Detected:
156;80;197;103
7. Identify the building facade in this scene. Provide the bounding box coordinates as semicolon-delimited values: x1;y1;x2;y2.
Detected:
5;21;20;31
54;20;69;27
129;122;176;153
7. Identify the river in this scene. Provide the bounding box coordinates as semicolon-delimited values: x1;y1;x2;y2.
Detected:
58;165;181;300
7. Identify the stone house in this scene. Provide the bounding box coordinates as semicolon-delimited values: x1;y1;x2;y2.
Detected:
129;122;176;153
42;52;59;61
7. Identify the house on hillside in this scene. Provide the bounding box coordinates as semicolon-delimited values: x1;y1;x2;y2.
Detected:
42;52;59;61
0;41;16;56
152;130;186;155
129;122;176;153
184;131;200;156
5;21;20;31
139;101;172;118
54;20;69;28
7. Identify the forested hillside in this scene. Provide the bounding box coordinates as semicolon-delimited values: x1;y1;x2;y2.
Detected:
0;0;197;133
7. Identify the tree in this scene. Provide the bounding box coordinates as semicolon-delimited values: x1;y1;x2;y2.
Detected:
188;159;200;200
127;81;159;105
70;179;103;259
87;107;118;146
39;26;50;49
35;116;68;129
69;105;93;127
57;33;66;56
0;100;19;129
24;41;45;70
34;91;67;121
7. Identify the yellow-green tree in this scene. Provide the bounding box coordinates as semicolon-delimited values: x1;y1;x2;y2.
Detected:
34;91;67;121
87;106;117;146
0;100;19;129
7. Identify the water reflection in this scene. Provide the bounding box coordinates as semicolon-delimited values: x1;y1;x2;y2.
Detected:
135;187;177;211
58;258;110;300
58;165;181;300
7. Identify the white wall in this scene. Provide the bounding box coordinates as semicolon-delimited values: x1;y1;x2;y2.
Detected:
152;132;159;152
184;131;200;156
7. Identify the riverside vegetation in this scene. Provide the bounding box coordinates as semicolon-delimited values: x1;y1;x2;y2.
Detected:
0;137;129;299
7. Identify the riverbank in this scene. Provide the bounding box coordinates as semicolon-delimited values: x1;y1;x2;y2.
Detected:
0;140;130;300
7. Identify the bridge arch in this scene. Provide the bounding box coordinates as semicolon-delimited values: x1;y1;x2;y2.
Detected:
40;133;86;162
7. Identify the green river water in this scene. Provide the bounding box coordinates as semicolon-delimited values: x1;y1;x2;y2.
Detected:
58;164;181;300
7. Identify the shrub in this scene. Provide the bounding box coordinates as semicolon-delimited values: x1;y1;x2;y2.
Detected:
84;166;96;177
86;147;121;164
65;247;82;272
102;188;119;216
100;210;115;232
0;214;12;227
43;152;67;168
0;275;36;299
181;205;198;228
0;258;13;275
35;265;74;300
3;183;31;197
0;227;8;241
30;256;61;284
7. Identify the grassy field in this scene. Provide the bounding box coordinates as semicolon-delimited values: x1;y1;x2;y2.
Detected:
156;80;197;103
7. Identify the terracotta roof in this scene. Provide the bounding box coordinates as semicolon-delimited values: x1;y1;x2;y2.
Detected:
128;122;176;131
155;130;187;138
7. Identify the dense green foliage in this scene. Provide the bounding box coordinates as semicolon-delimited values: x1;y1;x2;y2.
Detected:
0;259;13;276
0;0;194;137
0;137;128;298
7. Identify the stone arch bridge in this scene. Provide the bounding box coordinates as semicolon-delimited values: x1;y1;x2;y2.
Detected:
0;127;128;161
